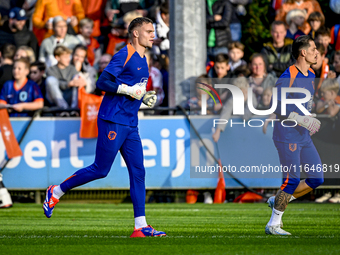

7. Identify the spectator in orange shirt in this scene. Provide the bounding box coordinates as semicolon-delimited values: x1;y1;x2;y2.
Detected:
275;0;323;34
77;18;101;67
32;0;85;45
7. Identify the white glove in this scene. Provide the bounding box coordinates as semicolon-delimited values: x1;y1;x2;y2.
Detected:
143;91;157;108
117;84;146;100
288;112;321;136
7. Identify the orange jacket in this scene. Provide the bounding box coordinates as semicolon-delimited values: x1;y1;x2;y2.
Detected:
33;0;85;44
275;0;323;35
81;0;106;37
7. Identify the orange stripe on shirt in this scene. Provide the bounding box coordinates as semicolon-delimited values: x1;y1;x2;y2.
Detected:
0;99;7;105
280;173;290;191
123;44;136;67
289;65;299;88
308;67;315;75
34;98;44;102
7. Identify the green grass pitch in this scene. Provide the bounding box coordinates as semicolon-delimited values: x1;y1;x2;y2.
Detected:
0;203;339;255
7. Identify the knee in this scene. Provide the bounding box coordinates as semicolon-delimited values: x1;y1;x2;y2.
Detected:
46;76;59;88
88;163;110;179
281;178;300;194
306;178;324;189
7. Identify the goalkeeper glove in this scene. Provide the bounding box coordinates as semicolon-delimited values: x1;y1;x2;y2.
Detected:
288;112;321;136
117;84;146;100
143;91;157;108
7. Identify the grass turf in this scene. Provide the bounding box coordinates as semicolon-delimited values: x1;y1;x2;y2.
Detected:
0;203;339;255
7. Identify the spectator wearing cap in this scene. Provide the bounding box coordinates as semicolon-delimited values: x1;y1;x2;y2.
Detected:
0;7;38;55
39;16;80;68
285;9;306;40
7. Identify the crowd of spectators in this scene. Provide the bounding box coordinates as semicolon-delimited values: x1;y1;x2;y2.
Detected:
0;0;169;117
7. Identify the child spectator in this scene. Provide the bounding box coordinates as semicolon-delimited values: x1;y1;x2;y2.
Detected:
312;43;330;98
258;87;273;110
316;79;340;117
212;77;257;142
77;18;101;67
106;10;141;55
307;11;325;39
208;53;232;111
0;58;43;117
14;46;36;63
228;41;246;73
30;61;49;106
187;75;215;115
39;16;80;68
0;44;16;90
285;9;306;40
45;45;86;109
71;45;97;94
315;27;334;64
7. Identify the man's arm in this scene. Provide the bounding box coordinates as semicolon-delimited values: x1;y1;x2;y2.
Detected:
96;70;120;93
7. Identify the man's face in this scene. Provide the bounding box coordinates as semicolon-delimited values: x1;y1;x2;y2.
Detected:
311;51;324;70
30;66;43;83
229;48;244;63
73;49;86;64
135;22;155;48
79;24;93;38
271;24;286;44
54;20;67;38
13;61;29;80
99;55;111;72
9;18;26;32
333;55;340;73
214;62;229;79
315;35;331;49
304;40;318;65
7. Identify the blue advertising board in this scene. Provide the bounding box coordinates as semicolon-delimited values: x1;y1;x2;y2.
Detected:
0;117;282;190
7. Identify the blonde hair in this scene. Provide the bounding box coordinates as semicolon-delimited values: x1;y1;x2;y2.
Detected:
16;46;35;63
123;10;143;24
321;79;340;94
79;18;94;28
228;41;245;51
233;77;249;90
53;45;72;57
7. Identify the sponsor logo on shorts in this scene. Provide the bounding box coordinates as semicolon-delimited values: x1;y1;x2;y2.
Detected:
108;131;117;140
289;143;297;152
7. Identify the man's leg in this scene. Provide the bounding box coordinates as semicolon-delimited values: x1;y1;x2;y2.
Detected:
120;126;166;237
43;119;128;218
45;76;69;109
266;141;301;235
300;139;324;194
